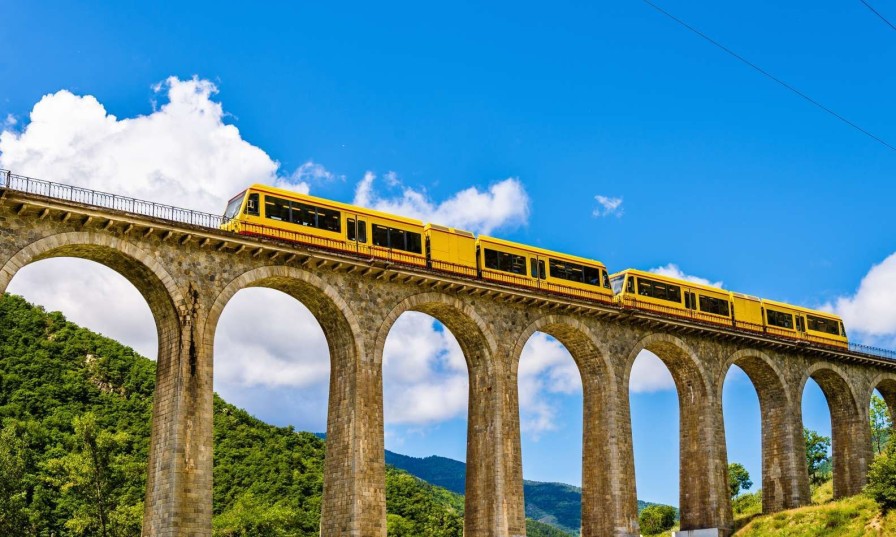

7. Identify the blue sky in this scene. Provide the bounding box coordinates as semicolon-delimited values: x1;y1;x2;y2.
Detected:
3;0;896;508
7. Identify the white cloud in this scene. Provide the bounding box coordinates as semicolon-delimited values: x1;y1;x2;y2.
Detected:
292;160;341;184
830;252;896;339
5;259;158;358
649;263;723;288
593;195;623;217
382;312;468;425
629;350;675;393
213;288;331;388
3;114;15;128
518;333;581;436
353;171;529;235
0;76;309;214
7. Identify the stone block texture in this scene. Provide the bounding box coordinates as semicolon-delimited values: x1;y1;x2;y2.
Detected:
1;190;892;537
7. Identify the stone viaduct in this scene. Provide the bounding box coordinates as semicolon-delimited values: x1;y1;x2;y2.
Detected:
2;171;895;537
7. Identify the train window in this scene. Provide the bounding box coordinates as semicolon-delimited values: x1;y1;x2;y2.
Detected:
840;321;846;336
530;259;538;278
406;232;422;254
371;224;421;254
549;259;602;287
610;275;625;294
766;309;794;329
224;192;245;220
265;196;291;221
318;206;341;232
348;218;357;241
246;193;259;216
583;266;602;287
699;295;730;316
358;220;367;243
807;315;840;335
484;248;526;275
291;201;317;227
372;224;390;247
627;277;634;293
538;260;546;279
636;277;682;303
602;270;611;289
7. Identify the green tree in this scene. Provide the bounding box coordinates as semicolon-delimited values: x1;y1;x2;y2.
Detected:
728;463;753;498
804;428;832;486
0;424;29;536
639;504;677;535
45;412;136;537
867;442;896;513
871;393;892;456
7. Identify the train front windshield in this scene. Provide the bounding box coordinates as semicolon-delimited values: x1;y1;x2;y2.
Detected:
224;192;245;220
610;275;625;294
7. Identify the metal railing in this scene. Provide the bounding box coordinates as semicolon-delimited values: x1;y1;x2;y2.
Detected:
3;168;896;363
2;170;229;229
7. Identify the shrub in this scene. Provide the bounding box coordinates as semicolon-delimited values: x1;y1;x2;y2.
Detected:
866;447;896;513
639;504;677;535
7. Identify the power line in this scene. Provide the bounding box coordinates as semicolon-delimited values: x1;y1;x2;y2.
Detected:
859;0;896;32
639;0;896;153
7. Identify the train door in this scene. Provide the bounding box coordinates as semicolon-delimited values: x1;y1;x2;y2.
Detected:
795;314;807;341
346;214;368;253
530;255;546;288
684;290;697;317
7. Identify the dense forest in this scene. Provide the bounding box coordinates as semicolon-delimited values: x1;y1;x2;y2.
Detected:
0;293;572;536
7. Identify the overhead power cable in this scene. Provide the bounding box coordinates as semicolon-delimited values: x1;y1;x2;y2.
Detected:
640;0;896;153
859;0;896;32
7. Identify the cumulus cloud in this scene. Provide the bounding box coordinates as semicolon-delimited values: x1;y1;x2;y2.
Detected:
383;313;468;424
0;76;309;213
593;195;623;217
354;171;529;235
5;259;157;358
650;263;723;288
292;160;341;184
518;333;581;436
0;76;539;438
629;350;676;393
830;252;896;341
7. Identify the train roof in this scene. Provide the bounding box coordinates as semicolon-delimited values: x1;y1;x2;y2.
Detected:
477;235;607;268
609;268;727;296
244;183;425;227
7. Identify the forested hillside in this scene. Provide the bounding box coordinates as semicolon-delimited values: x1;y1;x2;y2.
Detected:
386;450;665;535
0;293;468;536
0;293;582;536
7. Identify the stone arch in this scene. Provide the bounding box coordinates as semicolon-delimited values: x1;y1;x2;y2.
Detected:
203;265;363;364
800;361;870;498
374;291;497;371
375;292;507;537
719;349;805;512
624;332;729;533
206;265;377;536
867;372;896;424
624;333;711;402
0;232;194;536
510;315;632;536
0;231;185;340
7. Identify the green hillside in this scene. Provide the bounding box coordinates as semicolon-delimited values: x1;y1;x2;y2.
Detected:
0;293;469;536
0;292;586;536
386;449;669;535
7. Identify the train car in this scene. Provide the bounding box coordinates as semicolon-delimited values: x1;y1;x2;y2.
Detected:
610;268;733;327
760;299;847;348
222;184;428;267
611;269;848;348
477;236;613;302
424;223;477;277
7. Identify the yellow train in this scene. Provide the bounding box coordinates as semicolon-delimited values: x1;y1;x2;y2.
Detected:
610;269;847;348
222;184;847;348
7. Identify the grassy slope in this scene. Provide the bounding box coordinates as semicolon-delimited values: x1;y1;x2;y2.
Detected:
734;482;896;537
